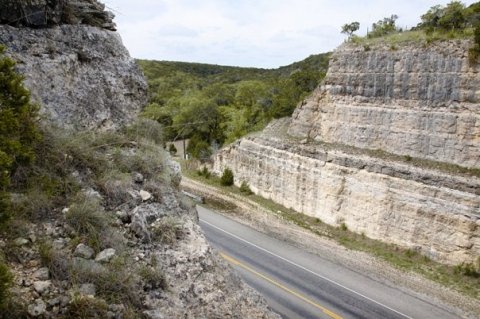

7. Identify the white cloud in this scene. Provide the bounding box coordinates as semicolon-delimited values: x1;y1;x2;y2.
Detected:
104;0;478;68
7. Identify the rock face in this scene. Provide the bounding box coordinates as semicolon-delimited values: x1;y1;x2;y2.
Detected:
214;40;480;265
0;0;116;30
0;24;147;130
289;40;480;169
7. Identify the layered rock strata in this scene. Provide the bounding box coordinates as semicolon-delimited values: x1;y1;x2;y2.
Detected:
289;40;480;168
214;40;480;265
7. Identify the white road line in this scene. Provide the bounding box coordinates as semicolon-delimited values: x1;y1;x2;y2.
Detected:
200;218;414;319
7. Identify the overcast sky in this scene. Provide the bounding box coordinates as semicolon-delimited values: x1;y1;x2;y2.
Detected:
103;0;477;68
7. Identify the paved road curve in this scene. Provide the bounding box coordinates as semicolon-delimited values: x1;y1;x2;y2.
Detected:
197;205;460;319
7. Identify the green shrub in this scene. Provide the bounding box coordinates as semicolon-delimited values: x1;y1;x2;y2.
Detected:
39;241;70;280
138;265;167;290
220;168;234;186
97;169;132;207
0;257;13;311
124;118;163;145
197;166;211;179
65;295;109;319
65;195;108;251
152;217;183;245
239;181;253;195
70;256;141;307
454;262;480;278
187;135;212;160
0;45;40;226
168;143;177;155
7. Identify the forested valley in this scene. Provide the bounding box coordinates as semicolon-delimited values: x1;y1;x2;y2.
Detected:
137;53;330;159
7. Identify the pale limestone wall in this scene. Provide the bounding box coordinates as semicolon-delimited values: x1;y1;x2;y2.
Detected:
214;136;480;265
0;24;147;130
288;40;480;168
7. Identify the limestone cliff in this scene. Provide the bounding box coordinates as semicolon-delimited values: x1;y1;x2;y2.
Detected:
0;0;146;130
214;40;480;266
289;40;480;168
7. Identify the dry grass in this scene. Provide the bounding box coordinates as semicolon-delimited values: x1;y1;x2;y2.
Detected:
151;217;183;245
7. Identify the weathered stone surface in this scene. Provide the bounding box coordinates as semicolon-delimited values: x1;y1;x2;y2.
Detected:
0;24;148;130
33;280;52;294
288;40;480;169
28;299;47;317
74;243;94;259
33;268;50;280
0;0;116;30
79;283;96;296
95;248;116;263
140;190;153;201
214;121;480;265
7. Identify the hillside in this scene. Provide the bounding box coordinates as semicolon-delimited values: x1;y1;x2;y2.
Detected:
0;1;279;318
137;53;330;157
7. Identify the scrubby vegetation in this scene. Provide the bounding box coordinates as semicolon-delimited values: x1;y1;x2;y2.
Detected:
0;45;41;226
0;50;179;315
347;1;480;53
220;168;234;186
137;53;330;159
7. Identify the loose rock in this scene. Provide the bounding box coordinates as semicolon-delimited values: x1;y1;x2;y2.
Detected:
95;248;116;263
74;243;95;259
27;299;46;317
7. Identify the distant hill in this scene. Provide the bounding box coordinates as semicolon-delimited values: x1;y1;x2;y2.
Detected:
136;52;330;158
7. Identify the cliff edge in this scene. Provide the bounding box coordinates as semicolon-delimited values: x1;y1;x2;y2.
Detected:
0;0;147;130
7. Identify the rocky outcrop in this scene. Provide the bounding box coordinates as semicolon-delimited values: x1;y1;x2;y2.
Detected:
0;0;116;30
214;123;480;265
214;40;480;265
0;24;147;130
289;40;480;169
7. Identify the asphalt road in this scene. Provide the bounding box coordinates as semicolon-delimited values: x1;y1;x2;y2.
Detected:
197;205;460;319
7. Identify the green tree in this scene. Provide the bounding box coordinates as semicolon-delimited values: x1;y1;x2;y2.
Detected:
368;14;399;38
186;134;212;160
420;5;444;31
439;1;466;30
220;168;234;186
341;21;360;38
0;45;40;224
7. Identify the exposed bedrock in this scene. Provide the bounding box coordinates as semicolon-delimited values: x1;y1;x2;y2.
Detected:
214;132;480;265
289;40;480;168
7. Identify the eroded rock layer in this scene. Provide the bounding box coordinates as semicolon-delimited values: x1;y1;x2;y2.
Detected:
214;126;480;264
289;40;480;168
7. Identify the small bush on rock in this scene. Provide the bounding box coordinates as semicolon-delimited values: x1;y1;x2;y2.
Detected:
220;168;234;186
138;265;167;290
239;181;253;195
65;195;108;250
65;295;109;319
152;217;183;245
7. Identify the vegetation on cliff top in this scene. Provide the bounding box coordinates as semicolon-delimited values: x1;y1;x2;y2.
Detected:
137;53;330;159
344;1;480;53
